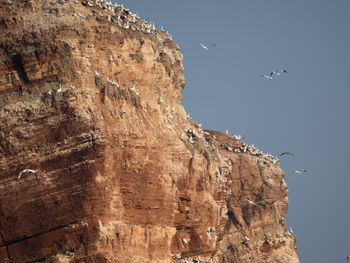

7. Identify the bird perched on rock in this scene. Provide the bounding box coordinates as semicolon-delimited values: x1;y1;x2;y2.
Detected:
56;85;62;93
247;199;258;207
200;43;216;50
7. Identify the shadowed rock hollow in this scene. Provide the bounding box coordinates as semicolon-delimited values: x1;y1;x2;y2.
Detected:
0;0;300;262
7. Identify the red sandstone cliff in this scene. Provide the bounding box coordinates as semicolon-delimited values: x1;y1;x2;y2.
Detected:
0;1;299;262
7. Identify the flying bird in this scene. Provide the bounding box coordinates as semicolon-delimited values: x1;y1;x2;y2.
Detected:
247;199;258;207
291;169;307;175
264;69;287;78
260;74;273;80
18;169;37;180
270;71;281;76
347;254;350;262
200;43;216;50
280;152;295;157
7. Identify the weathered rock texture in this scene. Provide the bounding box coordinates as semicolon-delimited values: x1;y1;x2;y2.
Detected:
0;0;299;262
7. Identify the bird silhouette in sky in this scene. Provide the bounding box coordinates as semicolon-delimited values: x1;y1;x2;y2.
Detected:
200;43;216;50
260;74;273;80
291;169;307;175
280;152;295;157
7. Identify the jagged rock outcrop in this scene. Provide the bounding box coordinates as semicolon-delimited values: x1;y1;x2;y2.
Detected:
0;0;299;262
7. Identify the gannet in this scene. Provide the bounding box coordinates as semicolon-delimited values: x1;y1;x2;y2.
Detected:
18;169;37;180
110;80;119;87
260;74;273;80
280;152;295;157
270;71;280;76
247;199;258;206
270;69;287;76
78;13;87;19
233;134;244;140
291;169;307;174
200;43;216;50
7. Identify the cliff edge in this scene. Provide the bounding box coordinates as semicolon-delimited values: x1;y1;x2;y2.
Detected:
0;0;299;262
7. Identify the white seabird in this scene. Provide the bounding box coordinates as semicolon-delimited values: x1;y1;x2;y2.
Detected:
270;69;287;76
291;169;307;175
200;43;216;50
270;71;281;76
247;199;258;206
18;169;37;180
260;74;273;80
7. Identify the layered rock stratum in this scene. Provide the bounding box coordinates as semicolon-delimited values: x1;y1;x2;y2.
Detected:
0;0;300;262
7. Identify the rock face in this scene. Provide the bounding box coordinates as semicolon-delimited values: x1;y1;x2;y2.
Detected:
0;1;299;262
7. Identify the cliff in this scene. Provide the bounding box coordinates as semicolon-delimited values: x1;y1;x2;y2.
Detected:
0;0;299;262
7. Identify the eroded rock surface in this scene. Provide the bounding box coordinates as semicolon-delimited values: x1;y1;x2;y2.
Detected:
0;1;299;262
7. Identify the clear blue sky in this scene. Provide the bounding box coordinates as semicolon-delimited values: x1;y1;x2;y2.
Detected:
114;1;350;262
